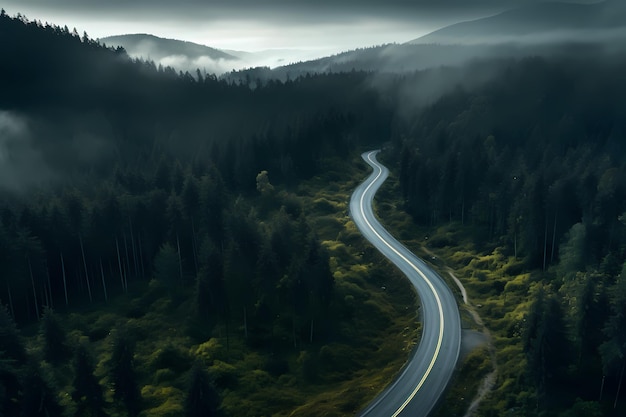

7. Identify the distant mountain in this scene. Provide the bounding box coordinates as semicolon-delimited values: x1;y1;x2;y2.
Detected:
99;34;326;74
100;33;241;74
101;34;237;61
228;40;610;83
410;0;626;44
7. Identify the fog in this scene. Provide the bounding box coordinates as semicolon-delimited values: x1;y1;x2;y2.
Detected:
416;27;626;46
0;0;559;54
0;111;54;192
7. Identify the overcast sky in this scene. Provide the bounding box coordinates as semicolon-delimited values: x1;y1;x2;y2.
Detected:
1;0;601;52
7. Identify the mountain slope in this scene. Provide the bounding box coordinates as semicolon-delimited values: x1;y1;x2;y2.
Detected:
100;33;240;74
410;0;626;44
101;33;238;61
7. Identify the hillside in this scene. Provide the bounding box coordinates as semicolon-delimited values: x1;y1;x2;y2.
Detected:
411;0;626;44
388;55;626;416
100;34;240;75
2;7;626;417
101;34;238;62
0;12;416;417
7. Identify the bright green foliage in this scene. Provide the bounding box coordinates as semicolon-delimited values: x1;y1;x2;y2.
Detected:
557;223;587;281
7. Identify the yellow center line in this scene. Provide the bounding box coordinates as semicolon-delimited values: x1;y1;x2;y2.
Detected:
359;151;445;417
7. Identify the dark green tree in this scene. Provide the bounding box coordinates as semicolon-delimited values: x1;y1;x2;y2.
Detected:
0;350;21;417
0;304;27;364
108;329;141;417
40;307;70;363
72;343;108;417
600;270;626;383
153;243;181;287
523;289;571;405
21;362;64;417
184;361;220;417
195;239;225;320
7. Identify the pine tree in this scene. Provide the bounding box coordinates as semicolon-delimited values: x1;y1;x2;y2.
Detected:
184;361;220;417
0;350;21;417
0;304;27;363
21;362;64;417
40;307;70;363
72;343;108;417
108;329;141;417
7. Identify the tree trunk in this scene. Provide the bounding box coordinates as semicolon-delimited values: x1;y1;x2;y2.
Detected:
100;258;108;302
61;252;68;306
461;198;465;225
79;235;93;303
123;231;132;281
116;236;126;292
129;217;139;277
243;306;248;339
138;233;145;279
43;281;50;308
191;218;199;275
542;219;548;272
176;233;183;283
600;375;605;401
45;262;53;309
550;210;557;264
28;258;40;319
615;361;625;409
6;283;15;318
310;318;314;343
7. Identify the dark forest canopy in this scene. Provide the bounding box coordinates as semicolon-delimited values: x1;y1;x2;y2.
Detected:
2;9;626;417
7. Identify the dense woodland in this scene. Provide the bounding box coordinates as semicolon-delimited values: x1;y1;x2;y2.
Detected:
389;57;626;415
1;9;626;417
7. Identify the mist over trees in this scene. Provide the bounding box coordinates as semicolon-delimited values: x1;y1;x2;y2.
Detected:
1;8;626;417
390;56;626;414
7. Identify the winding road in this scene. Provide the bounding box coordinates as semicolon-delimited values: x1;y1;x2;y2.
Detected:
351;150;462;417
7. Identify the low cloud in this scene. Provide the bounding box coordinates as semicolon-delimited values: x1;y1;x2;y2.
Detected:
159;54;240;75
0;111;55;192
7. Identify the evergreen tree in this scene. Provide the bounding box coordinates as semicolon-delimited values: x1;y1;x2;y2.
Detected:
600;270;626;379
72;343;108;417
153;243;181;287
21;362;64;417
40;307;70;363
195;239;225;320
524;289;571;404
109;329;141;417
0;304;26;363
184;361;220;417
0;350;21;417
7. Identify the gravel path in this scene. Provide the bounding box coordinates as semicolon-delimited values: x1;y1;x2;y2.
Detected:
445;268;498;417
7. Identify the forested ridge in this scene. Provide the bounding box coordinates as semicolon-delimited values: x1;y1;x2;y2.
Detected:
2;8;626;417
389;57;626;415
0;12;411;417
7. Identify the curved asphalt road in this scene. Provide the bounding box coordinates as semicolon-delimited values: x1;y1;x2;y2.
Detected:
351;150;461;417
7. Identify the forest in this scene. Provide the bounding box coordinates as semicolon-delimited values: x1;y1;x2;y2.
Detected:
2;9;626;417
